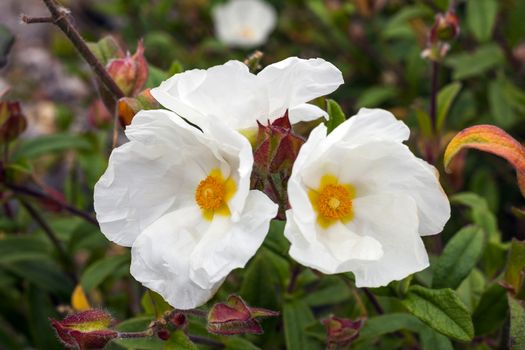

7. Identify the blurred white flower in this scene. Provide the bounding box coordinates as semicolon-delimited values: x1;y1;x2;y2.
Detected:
284;109;450;287
212;0;277;49
94;109;277;309
151;57;343;130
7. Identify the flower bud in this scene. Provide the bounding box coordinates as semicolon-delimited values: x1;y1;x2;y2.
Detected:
430;11;460;43
252;111;305;218
117;89;160;126
157;329;170;341
50;310;118;349
106;40;148;97
322;316;364;349
0;101;27;143
207;295;278;335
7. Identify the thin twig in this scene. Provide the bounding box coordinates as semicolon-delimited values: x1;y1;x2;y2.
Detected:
189;335;225;349
23;0;124;100
18;198;78;283
429;61;439;134
20;15;53;23
287;265;301;294
7;183;98;226
362;288;384;315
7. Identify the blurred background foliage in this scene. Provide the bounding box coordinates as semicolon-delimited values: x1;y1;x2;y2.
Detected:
1;0;525;349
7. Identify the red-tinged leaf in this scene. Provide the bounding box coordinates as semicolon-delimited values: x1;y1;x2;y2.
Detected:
444;125;525;196
248;307;280;319
131;40;148;96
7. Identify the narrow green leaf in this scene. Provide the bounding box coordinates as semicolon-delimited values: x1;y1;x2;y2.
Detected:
445;44;504;80
402;286;474;341
508;294;525;350
13;133;93;161
359;313;422;338
472;283;508;335
81;254;129;292
224;337;261;350
0;236;51;263
415;109;432;137
4;259;72;296
325;99;346;134
355;86;397;109
283;300;320;350
503;239;525;293
433;226;485;289
166;330;198;350
489;79;518;128
114;316;163;350
436;82;462;131
466;0;498;42
141;290;172;316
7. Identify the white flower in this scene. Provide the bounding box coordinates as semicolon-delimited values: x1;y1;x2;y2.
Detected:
212;0;277;49
284;108;450;288
94;109;277;309
150;57;343;130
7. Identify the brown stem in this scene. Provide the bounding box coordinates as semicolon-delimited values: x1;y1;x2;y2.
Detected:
20;15;53;23
24;0;124;100
429;61;439;134
7;183;98;226
362;288;384;315
18;198;78;283
287;265;301;294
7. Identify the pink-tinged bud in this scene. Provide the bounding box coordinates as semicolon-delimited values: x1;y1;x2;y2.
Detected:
207;295;279;336
88;99;113;129
0;101;27;143
252;111;305;218
157;329;170;341
170;312;187;328
322;316;364;349
430;11;460;43
106;40;148;97
50;310;118;349
117;89;160;126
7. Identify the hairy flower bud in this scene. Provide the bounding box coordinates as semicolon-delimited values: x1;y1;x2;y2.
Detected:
207;295;278;335
106;40;148;97
430;11;460;43
322;316;364;349
0;101;27;143
50;310;118;349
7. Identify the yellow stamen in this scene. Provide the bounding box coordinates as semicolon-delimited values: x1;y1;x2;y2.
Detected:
195;169;236;221
308;174;355;228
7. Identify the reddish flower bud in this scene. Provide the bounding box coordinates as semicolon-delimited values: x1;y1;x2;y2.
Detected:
252;111;305;218
50;310;118;349
157;328;170;341
0;101;27;143
207;295;279;336
170;312;187;328
430;11;460;44
322;316;364;349
106;40;148;97
117;89;160;126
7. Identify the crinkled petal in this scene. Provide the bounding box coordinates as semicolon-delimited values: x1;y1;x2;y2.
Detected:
288;103;328;124
130;207;221;310
257;57;343;120
190;190;278;289
151;61;268;129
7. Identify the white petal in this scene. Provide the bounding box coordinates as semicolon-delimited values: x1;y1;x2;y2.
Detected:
288;103;328;124
151;61;268;130
190;190;278;289
130;207;222;310
348;194;428;287
258;57;343;120
326;108;410;149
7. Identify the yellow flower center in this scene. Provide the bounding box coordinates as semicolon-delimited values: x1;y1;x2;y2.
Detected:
308;174;355;228
238;26;255;40
194;169;236;221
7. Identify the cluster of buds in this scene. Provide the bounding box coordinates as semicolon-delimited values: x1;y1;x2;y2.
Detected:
422;10;460;62
251;111;305;219
322;316;365;349
50;310;118;349
207;295;279;335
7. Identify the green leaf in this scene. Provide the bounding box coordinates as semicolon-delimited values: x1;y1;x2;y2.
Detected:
224;337;261;350
504;239;525;292
114;316;163;350
466;0;498;42
263;219;289;258
13;133;93;161
445;44;504;80
432;226;485;289
81;254;130;291
0;25;14;69
325;99;346;134
419;327;454;350
489;78;518;128
87;36;123;65
359;313;423;338
472;283;508;335
355;86;397;109
303;276;351;307
402;286;474;341
283;300;320;350
141;290;172;316
456;269;486;312
436;82;462;131
165;330;198;350
0;236;51;263
508;294;525;350
415;109;432;137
